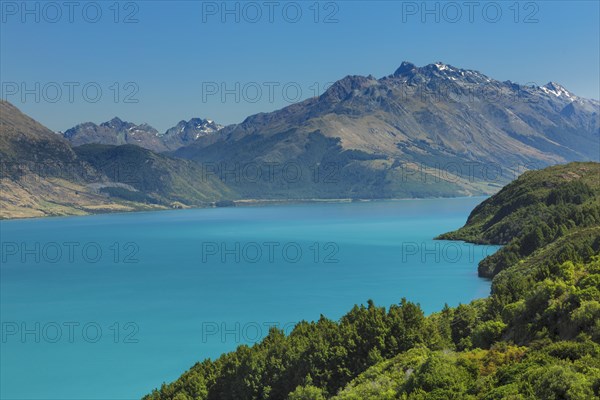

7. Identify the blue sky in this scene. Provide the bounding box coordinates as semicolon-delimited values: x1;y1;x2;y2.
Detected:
1;1;599;132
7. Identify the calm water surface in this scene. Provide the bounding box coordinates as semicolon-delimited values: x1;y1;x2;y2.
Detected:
0;198;499;399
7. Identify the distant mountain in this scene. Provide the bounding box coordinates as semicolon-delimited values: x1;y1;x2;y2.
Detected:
62;117;223;152
63;117;168;152
162;118;224;150
0;101;235;219
175;62;599;199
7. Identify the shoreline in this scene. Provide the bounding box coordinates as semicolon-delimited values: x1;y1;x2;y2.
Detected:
0;195;491;222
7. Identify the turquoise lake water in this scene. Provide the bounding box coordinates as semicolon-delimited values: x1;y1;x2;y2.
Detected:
0;198;499;399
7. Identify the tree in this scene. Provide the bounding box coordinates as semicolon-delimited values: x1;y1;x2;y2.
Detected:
288;385;326;400
471;320;507;349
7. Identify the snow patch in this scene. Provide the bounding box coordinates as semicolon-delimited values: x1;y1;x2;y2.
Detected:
541;82;573;99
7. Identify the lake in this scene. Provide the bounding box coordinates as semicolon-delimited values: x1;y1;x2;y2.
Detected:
0;198;499;399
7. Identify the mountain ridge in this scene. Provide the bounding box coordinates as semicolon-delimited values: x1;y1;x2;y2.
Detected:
62;116;224;152
173;61;599;199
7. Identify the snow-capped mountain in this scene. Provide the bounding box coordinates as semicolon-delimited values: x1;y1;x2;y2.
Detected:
173;61;599;199
162;118;224;150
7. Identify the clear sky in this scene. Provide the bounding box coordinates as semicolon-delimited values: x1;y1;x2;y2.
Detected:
1;0;599;132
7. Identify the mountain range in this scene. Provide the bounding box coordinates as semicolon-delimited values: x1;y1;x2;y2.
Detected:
174;61;599;198
1;61;598;218
62;116;223;152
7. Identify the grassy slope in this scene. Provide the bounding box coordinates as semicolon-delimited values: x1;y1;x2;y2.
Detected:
0;176;159;219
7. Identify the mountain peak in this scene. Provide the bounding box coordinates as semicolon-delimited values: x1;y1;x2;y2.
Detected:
392;61;464;78
393;61;417;76
421;61;460;73
162;117;223;145
101;117;129;130
542;82;573;99
433;61;449;70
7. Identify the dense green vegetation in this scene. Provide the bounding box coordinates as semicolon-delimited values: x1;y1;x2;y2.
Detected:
438;162;600;278
145;162;600;400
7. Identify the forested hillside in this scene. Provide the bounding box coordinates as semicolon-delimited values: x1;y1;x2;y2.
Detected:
438;162;600;278
145;162;600;399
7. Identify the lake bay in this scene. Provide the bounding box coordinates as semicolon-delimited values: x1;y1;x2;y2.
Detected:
0;198;499;399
